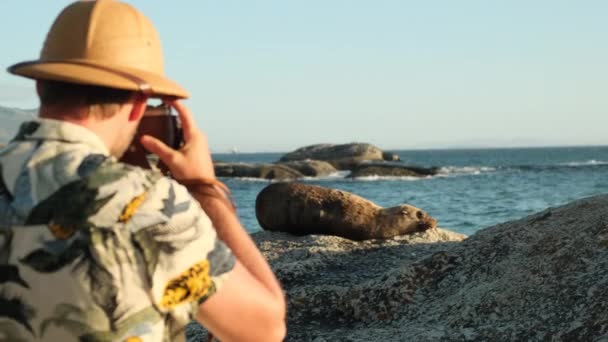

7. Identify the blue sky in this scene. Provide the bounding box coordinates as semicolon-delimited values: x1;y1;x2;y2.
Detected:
1;1;607;152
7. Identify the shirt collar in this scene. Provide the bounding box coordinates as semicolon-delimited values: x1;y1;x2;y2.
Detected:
15;118;110;156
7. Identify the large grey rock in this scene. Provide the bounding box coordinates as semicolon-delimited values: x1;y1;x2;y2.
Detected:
214;162;303;180
325;158;365;171
250;195;608;341
279;143;384;170
186;228;465;341
277;160;337;177
349;163;440;178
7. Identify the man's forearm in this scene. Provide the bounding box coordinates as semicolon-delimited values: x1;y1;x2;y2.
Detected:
192;192;283;297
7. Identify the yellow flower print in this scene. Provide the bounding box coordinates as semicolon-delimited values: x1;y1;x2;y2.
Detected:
119;192;147;223
123;337;143;342
160;260;212;309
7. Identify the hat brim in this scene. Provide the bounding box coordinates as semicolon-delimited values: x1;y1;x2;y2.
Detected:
8;59;189;99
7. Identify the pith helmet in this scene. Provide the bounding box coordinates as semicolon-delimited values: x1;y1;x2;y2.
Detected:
7;0;188;98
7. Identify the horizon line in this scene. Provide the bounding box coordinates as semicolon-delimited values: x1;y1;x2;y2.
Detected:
211;143;608;155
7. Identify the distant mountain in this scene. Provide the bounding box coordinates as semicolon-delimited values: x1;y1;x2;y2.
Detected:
0;105;37;143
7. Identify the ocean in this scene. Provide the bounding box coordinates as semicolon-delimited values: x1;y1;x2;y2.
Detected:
214;146;608;236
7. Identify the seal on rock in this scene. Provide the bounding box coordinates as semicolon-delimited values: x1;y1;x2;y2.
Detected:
255;182;437;240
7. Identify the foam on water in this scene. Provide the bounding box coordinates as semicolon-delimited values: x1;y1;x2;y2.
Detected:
302;171;351;181
561;159;608;167
349;175;429;182
438;166;497;175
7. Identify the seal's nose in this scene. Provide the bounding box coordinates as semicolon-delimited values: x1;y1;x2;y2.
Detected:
417;214;437;231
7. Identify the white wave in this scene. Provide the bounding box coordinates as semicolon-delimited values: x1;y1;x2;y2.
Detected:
219;171;351;183
350;175;429;182
438;166;496;175
302;171;351;181
561;160;608;167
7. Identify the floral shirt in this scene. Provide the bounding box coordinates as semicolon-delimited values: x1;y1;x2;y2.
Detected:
0;119;235;342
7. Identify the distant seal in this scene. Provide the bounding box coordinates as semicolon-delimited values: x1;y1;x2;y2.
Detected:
255;183;437;241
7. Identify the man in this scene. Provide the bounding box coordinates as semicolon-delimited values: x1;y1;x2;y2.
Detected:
0;1;286;341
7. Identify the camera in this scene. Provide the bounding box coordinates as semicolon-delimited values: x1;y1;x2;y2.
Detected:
119;104;183;174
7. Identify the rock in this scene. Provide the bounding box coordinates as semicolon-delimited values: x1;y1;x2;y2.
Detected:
279;143;384;170
349;163;440;178
214;162;303;180
214;163;258;178
382;152;401;161
250;195;608;341
325;158;365;171
256;183;437;240
277;160;338;177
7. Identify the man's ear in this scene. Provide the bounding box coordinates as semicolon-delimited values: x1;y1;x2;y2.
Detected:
128;95;147;122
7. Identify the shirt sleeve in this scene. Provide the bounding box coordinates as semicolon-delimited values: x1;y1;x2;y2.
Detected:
126;176;236;314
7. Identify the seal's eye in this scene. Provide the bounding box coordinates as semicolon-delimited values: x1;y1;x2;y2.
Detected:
416;211;425;219
401;210;409;215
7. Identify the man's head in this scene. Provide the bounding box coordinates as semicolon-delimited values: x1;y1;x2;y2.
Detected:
37;80;135;119
7;0;189;157
36;79;146;157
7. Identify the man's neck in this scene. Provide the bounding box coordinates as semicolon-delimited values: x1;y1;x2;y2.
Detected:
39;105;118;155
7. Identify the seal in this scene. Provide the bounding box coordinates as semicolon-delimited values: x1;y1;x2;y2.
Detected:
255;182;437;240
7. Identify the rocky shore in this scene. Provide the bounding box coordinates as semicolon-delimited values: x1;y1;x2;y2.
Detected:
214;143;438;180
187;194;608;341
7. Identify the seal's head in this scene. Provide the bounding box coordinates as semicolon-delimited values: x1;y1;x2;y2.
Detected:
382;204;437;233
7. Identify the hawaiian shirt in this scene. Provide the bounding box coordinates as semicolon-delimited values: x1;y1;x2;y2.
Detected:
0;119;235;342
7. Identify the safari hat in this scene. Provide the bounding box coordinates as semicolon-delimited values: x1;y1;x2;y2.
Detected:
7;0;188;98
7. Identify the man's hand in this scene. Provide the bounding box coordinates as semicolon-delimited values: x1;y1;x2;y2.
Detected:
140;100;215;181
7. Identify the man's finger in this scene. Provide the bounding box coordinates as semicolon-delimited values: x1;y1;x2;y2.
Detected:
141;135;177;164
166;99;197;142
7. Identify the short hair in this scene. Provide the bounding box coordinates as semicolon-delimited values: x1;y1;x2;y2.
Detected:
37;80;135;118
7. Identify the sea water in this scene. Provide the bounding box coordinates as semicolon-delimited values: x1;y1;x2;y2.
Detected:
214;146;608;236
